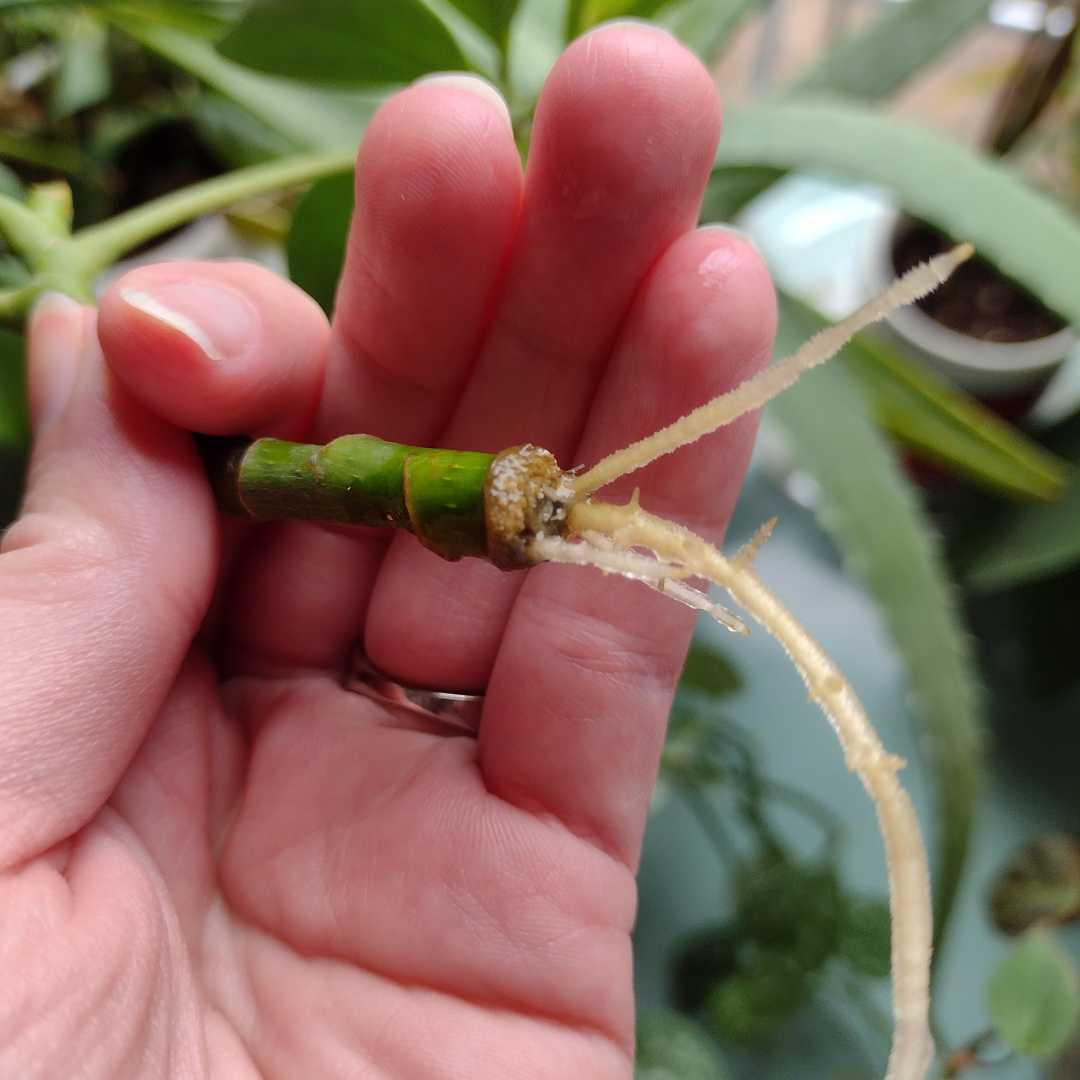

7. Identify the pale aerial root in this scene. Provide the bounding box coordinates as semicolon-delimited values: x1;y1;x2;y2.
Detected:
571;243;974;496
561;499;935;1080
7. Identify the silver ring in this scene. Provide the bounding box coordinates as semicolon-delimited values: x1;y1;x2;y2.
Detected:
344;648;484;734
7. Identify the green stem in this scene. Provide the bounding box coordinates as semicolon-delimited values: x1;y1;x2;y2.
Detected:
0;192;56;265
202;434;498;562
71;149;356;274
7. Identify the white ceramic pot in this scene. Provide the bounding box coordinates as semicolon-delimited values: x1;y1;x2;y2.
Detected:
870;211;1076;400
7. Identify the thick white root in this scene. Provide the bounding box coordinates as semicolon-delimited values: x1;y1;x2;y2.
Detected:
561;500;935;1080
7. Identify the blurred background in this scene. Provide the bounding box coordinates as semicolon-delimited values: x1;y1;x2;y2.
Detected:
0;0;1079;1076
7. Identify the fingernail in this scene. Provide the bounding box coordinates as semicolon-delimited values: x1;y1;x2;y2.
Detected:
579;17;677;40
121;282;257;361
415;73;513;135
699;222;755;242
28;291;86;437
698;222;761;254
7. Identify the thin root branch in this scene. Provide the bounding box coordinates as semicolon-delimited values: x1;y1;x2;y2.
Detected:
531;533;749;633
732;516;777;570
561;499;933;1080
571;244;974;496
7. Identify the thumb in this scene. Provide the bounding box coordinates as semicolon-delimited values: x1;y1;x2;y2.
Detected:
0;294;217;870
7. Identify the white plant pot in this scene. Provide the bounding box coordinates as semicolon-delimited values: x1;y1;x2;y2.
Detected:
870;211;1076;400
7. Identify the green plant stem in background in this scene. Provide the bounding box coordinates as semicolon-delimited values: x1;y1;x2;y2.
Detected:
0;149;355;319
768;301;985;966
74;148;355;273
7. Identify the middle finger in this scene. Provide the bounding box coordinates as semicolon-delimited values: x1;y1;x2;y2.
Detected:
365;24;722;691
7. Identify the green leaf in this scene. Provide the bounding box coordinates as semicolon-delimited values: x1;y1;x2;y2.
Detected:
679;643;742;697
672;924;740;1012
445;0;518;52
988;929;1080;1060
217;0;468;87
287;172;354;316
838;896;891;979
566;0;667;39
707;956;813;1044
791;0;992;101
767;304;985;955
0;329;29;450
53;9;111;116
735;855;844;971
782;297;1070;503
716;101;1080;331
698;166;784;224
656;0;764;61
111;16;378;150
636;1012;727;1080
963;419;1080;590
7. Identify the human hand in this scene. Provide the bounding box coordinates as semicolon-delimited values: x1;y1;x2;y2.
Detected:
0;23;775;1079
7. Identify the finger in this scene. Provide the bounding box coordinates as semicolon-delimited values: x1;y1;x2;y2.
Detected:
221;77;523;676
98;261;330;439
479;229;777;868
312;75;523;445
0;295;217;870
365;24;723;691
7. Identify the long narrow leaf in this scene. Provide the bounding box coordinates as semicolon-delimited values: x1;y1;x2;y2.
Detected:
791;0;992;101
111;16;376;150
964;419;1080;590
716;101;1080;330
782;296;1070;502
768;299;985;955
656;0;764;61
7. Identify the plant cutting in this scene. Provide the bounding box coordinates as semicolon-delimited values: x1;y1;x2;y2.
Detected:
200;241;973;1080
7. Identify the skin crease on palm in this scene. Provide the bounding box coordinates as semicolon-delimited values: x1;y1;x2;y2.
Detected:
0;23;779;1080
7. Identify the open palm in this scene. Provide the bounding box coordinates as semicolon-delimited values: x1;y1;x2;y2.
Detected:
0;24;776;1079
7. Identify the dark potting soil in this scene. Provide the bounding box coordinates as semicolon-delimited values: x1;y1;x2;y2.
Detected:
891;217;1067;344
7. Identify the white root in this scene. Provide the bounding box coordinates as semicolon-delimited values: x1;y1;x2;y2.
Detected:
531;533;749;633
561;501;934;1080
571;244;974;496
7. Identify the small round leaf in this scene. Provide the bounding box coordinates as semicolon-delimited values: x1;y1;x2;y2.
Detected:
987;929;1080;1060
